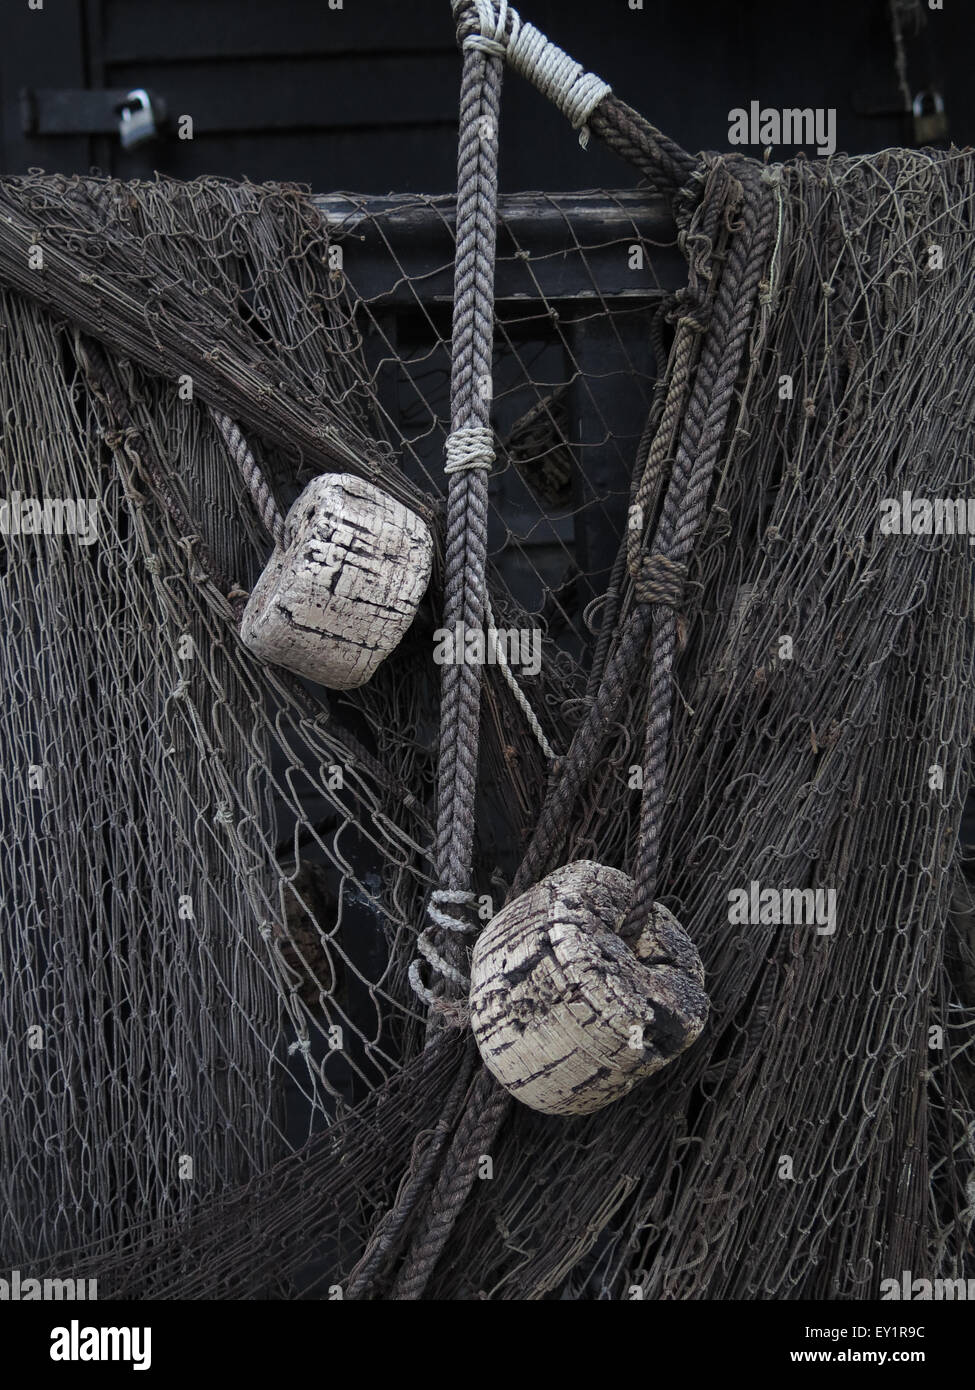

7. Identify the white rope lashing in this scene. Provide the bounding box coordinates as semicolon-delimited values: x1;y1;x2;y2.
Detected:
459;0;612;146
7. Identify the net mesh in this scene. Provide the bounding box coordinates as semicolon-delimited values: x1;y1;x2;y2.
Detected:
0;117;973;1298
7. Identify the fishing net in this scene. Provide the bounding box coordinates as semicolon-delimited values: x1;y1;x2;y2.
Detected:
1;1;973;1299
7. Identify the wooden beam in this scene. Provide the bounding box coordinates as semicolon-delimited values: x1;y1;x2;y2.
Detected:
313;191;683;304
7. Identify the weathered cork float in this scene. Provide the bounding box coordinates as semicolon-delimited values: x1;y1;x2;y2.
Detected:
241;472;433;690
469;860;709;1116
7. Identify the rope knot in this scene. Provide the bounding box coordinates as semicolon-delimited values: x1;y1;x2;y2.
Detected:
452;1;611;141
633;553;687;608
668;286;712;335
444;425;495;474
463;33;506;58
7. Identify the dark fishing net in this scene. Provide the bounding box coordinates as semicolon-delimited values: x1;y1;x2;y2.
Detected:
0;41;973;1299
0;165;655;1284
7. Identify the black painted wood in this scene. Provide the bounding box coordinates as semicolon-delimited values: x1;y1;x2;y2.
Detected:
3;0;971;186
0;0;89;175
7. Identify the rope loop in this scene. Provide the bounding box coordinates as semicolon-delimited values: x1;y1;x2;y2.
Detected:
668;286;712;336
463;2;508;59
426;887;480;934
409;893;480;1005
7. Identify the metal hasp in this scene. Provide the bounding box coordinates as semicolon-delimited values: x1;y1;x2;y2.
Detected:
20;86;167;147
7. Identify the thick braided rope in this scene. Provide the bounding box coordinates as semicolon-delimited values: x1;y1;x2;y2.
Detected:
625;310;704;582
410;9;504;1006
452;3;699;198
209;407;286;549
513;159;773;902
344;1040;476;1299
585;298;676;701
589;94;699;194
390;1065;509;1300
624;161;776;935
389;7;510;1299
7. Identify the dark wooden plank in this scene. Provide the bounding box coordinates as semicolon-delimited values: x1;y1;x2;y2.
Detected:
314;191;683;303
0;0;90;175
103;0;453;63
105;124;460;186
104;55;458;132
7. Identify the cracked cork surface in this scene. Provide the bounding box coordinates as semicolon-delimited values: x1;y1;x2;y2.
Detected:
240;473;433;689
469;860;709;1116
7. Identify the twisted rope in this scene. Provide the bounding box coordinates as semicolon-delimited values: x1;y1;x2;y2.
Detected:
513;159;776;923
623;161;776;938
391;1065;509;1300
209;408;286;549
344;1039;477;1300
486;596;555;761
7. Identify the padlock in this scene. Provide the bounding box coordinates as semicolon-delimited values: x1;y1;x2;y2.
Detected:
117;90;159;150
912;91;948;146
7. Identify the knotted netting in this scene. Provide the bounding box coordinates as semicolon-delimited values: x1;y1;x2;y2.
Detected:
1;0;973;1299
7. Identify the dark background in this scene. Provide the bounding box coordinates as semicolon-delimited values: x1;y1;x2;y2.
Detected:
0;0;970;189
